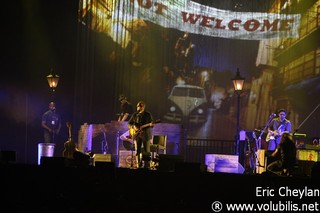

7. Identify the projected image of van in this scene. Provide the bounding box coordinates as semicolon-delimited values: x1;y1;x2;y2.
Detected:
163;84;208;124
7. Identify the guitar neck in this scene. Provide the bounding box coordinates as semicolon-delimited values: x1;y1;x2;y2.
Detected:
140;122;152;129
66;122;73;141
67;124;72;141
139;120;160;129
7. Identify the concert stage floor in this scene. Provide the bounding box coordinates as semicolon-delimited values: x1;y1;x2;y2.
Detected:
1;163;319;212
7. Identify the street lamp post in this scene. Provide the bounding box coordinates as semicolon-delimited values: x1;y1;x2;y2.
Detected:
232;68;245;155
46;70;60;145
46;69;60;101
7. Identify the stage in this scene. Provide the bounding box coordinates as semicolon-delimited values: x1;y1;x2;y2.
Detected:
1;162;319;212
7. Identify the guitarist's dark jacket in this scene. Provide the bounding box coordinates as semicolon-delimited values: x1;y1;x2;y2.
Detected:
128;110;153;141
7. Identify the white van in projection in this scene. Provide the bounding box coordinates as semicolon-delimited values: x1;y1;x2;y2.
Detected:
163;84;208;124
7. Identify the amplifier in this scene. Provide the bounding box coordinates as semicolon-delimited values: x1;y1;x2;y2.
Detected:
296;149;320;162
93;154;111;166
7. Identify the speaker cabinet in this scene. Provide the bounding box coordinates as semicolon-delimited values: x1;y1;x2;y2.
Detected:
311;161;320;178
158;154;184;172
40;157;65;167
205;154;244;174
93;154;112;166
297;160;316;176
174;162;201;173
0;150;16;163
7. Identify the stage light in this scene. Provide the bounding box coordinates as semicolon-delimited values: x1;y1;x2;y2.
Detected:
46;69;59;101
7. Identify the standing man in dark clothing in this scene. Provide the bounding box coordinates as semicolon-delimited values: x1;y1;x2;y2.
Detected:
118;95;133;122
266;109;291;150
41;102;62;144
128;101;154;168
267;133;297;176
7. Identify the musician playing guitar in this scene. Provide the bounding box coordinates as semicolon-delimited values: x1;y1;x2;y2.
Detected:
128;101;155;169
266;109;291;151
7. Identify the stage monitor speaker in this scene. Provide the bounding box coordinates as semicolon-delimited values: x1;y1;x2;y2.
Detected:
94;161;115;169
174;162;201;173
311;161;320;178
158;154;184;172
205;154;244;174
93;154;112;166
0;150;16;163
297;160;316;177
40;157;65;167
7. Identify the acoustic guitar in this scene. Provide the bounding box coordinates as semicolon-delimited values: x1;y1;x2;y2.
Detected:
63;121;77;159
129;119;161;138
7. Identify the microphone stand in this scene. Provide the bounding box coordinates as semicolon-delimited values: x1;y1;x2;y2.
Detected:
52;125;55;144
130;134;136;168
254;113;276;171
257;113;276;150
51;109;56;144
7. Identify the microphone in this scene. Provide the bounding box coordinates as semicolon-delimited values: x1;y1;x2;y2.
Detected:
270;113;276;117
